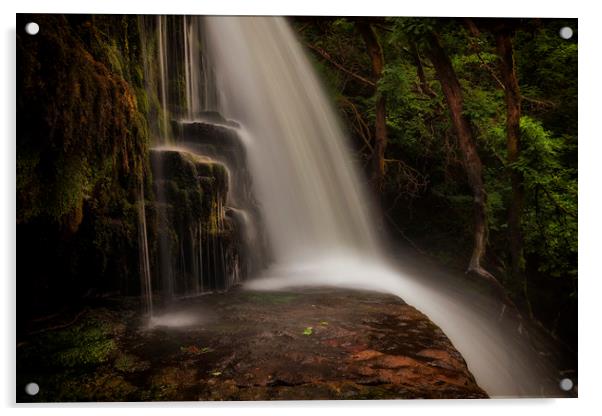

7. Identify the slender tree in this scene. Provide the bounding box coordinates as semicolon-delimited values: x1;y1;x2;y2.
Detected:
424;32;498;284
465;18;526;284
356;21;388;200
410;41;437;98
494;25;525;282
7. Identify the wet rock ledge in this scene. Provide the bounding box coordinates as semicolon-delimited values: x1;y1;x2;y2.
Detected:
17;288;488;401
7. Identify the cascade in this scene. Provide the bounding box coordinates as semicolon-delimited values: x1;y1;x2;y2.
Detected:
139;16;257;315
137;15;561;397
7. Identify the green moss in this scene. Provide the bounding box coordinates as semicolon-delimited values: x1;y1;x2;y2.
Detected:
151;149;232;239
245;292;300;305
17;15;149;227
19;317;116;371
114;353;150;373
24;371;138;402
17;15;154;301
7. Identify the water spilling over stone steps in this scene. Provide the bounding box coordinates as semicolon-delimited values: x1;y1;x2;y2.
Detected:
138;15;268;313
144;118;267;309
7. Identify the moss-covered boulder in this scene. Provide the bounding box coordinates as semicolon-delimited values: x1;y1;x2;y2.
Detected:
149;148;244;296
171;118;270;275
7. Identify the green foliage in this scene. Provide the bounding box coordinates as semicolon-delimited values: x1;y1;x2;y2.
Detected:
299;17;577;345
517;116;577;279
19;318;116;371
391;17;438;40
515;21;577;138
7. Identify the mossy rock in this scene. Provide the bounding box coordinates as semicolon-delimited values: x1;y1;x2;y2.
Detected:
17;14;148;226
150;148;230;227
114;353;151;373
17;14;152;310
17;317;117;372
244;292;300;305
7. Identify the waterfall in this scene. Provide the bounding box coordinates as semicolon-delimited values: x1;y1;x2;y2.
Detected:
201;16;561;397
203;17;380;264
135;15;561;397
183;16;204;120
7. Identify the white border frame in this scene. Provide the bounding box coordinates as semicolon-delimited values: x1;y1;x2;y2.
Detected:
2;1;597;414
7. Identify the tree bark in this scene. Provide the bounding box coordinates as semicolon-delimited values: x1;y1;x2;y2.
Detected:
495;28;525;281
356;22;387;199
410;41;436;98
425;32;496;283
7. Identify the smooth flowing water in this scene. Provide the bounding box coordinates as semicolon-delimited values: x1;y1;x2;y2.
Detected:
139;15;563;397
203;17;380;264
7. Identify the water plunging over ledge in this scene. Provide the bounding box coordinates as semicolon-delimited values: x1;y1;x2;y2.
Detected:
139;15;564;397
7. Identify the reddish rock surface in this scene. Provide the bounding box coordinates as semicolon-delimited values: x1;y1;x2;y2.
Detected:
133;288;487;400
18;287;488;401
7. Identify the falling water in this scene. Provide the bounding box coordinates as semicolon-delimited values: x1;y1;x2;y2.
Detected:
183;16;202;120
138;181;153;316
200;16;563;397
157;15;170;138
203;17;379;264
152;15;176;305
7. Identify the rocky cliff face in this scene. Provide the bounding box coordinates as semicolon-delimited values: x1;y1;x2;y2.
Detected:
171;116;269;274
17;14;151;321
16;15;260;317
149;147;240;296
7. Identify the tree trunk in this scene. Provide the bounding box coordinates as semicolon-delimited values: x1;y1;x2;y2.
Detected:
410;41;436;98
356;22;387;199
425;33;496;283
495;28;525;281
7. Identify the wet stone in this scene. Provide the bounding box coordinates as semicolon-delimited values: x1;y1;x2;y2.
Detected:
17;287;488;401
